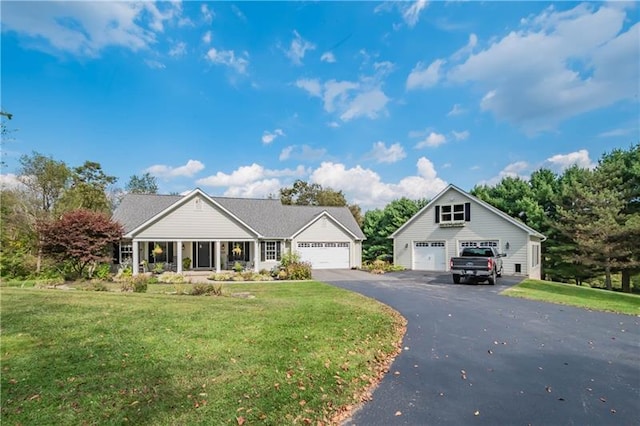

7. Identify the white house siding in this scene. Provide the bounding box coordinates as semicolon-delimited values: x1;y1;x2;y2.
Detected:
136;195;254;240
292;216;357;269
394;187;532;276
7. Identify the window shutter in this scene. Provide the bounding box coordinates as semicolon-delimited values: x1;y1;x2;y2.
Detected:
465;202;471;222
435;205;440;223
228;242;232;261
168;242;174;264
244;242;250;261
148;242;153;262
261;242;265;262
276;242;281;261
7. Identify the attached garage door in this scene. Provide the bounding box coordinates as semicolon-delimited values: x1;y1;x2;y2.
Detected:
458;240;499;256
297;242;350;269
413;241;446;271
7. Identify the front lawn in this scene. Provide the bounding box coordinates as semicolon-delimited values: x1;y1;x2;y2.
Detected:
502;279;640;315
1;282;405;425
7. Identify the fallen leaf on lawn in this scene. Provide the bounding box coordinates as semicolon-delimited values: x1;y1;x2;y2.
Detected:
395;411;402;416
28;394;40;401
236;416;246;425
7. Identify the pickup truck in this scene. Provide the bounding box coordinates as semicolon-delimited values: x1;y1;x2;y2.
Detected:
450;247;505;285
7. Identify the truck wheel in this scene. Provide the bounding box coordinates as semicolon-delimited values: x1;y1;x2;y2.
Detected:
488;269;496;285
453;274;461;284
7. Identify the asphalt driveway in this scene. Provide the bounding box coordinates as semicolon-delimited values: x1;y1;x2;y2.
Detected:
313;270;640;426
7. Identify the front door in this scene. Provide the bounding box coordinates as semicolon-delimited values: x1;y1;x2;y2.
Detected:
195;242;211;268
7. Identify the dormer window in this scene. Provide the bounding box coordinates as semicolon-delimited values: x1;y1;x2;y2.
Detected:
436;202;471;224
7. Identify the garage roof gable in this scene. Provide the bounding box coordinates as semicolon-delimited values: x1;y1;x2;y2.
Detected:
389;184;546;239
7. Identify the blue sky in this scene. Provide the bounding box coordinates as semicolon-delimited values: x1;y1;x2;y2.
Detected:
1;1;638;210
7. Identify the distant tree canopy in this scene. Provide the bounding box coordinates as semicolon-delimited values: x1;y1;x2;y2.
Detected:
57;161;117;214
472;143;639;292
126;172;158;194
362;197;428;262
280;179;363;226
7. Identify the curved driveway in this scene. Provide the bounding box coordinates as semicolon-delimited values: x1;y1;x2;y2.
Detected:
314;270;640;426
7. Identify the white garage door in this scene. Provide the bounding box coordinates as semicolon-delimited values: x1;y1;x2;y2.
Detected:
297;242;350;269
414;241;446;271
458;240;499;256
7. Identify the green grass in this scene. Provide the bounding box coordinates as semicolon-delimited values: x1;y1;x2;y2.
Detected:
1;282;405;425
502;279;640;315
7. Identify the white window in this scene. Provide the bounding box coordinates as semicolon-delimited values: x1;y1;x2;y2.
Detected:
265;241;278;261
441;204;465;222
532;244;540;267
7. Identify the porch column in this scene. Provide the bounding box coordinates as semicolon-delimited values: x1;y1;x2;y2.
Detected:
254;240;260;272
215;241;221;273
132;240;139;276
177;240;183;273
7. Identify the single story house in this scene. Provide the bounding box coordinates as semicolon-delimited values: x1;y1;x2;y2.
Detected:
390;184;546;279
112;188;365;275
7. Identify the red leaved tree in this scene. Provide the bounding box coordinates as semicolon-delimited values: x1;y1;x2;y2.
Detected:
39;209;123;279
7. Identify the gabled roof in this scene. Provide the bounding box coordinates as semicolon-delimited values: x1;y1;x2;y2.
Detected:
389;184;546;239
113;190;365;240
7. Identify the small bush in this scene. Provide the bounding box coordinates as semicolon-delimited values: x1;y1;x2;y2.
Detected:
208;272;234;282
173;283;187;295
92;263;112;280
132;276;148;293
233;262;244;273
157;272;186;284
152;262;165;274
81;281;108;292
34;277;66;287
120;281;134;292
362;260;404;274
191;283;223;296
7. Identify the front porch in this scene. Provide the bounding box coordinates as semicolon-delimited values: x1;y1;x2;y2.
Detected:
117;240;260;276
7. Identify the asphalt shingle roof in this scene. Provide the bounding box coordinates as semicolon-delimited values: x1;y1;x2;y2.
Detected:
113;192;365;240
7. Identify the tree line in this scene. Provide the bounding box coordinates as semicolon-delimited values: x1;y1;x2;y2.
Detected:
1;145;638;292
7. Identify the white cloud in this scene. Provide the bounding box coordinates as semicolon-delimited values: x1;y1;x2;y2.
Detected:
202;31;212;45
415;132;447;148
447;4;640;133
201;4;214;24
321;51;336;63
196;164;307;198
322;80;359;112
231;5;247;21
168;41;187;57
327;121;340;128
451;33;478;61
205;48;249;74
223;179;282;199
368;141;406;164
262;129;285;144
452;130;470;141
340;89;389;121
403;0;429;28
598;127;634;138
295;78;322;97
0;173;24;190
276;145;327;162
285;30;316;65
1;1;182;57
144;59;166;69
146;160;205;179
406;59;444;90
375;1;429;29
447;103;466;116
279;146;294;161
295;74;390;123
544;149;595;171
310;158;446;210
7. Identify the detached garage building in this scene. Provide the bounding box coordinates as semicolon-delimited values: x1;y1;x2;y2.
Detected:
390;184;545;279
113;189;364;274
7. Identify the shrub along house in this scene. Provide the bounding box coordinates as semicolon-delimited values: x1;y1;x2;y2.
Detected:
390;184;546;279
112;188;364;275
